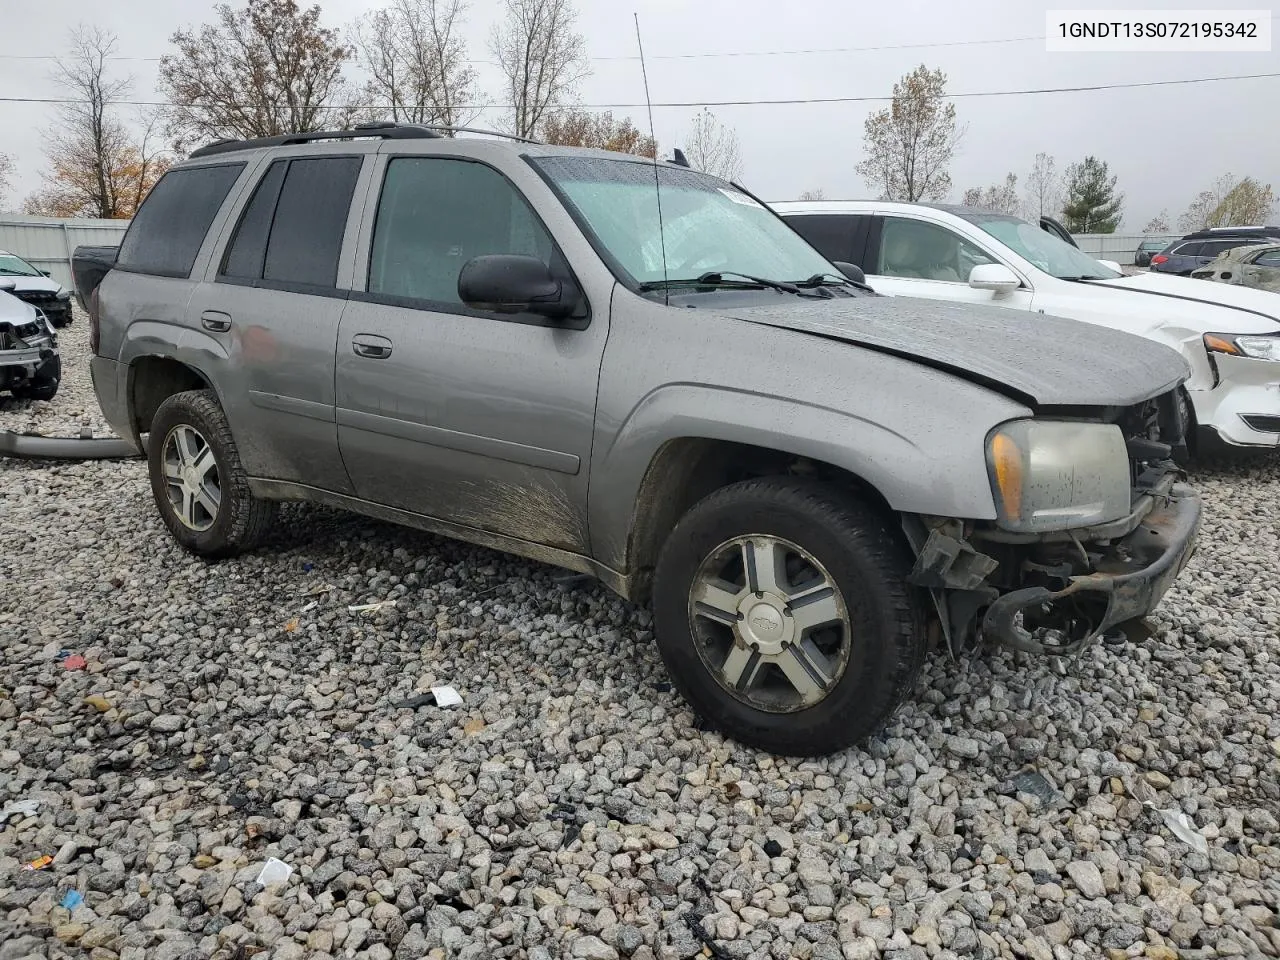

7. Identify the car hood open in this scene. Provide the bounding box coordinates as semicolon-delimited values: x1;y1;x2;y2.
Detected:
720;294;1189;408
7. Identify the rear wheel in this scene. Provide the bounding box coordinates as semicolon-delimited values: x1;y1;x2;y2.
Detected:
148;390;276;558
651;478;928;756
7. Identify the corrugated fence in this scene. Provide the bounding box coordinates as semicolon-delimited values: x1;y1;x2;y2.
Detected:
1070;233;1180;265
0;215;130;290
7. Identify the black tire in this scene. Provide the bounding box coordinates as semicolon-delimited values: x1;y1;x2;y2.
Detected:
11;354;60;401
148;389;277;559
1174;387;1196;465
651;478;928;756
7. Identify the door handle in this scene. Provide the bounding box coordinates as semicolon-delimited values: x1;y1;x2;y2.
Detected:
352;334;393;360
201;310;232;333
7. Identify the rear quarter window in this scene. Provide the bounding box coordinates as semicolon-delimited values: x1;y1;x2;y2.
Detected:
116;163;245;277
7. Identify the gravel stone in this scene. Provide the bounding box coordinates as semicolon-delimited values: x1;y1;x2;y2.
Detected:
2;311;1278;959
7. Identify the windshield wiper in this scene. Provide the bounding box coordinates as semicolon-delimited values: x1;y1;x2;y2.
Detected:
1060;274;1113;282
639;271;823;297
796;271;874;293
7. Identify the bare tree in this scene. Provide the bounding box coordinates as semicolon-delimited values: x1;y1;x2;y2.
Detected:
540;109;655;156
798;188;826;201
490;0;587;139
1142;211;1170;233
962;173;1019;215
159;0;355;150
355;0;479;131
856;65;963;202
1023;152;1059;219
0;154;14;209
683;109;743;181
1179;173;1274;230
24;27;170;219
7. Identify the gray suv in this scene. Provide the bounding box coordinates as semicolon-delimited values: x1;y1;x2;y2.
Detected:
81;123;1201;755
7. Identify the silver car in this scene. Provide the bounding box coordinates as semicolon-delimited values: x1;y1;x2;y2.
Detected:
81;124;1200;755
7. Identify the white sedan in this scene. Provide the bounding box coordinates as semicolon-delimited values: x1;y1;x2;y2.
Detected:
774;200;1280;451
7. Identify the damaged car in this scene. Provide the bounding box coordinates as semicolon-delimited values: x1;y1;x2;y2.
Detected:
0;280;60;401
1191;242;1280;293
80;125;1200;755
0;249;74;328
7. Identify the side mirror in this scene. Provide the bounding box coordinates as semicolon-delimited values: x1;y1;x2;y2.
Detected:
457;255;577;320
1097;259;1122;274
968;263;1020;296
0;279;16;292
832;261;866;285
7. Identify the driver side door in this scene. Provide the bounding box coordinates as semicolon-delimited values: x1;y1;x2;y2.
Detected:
866;215;1034;311
334;154;607;553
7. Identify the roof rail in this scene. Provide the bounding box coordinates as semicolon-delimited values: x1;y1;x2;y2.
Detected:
188;123;442;158
188;121;542;159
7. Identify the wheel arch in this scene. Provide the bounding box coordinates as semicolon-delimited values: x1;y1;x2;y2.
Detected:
127;355;216;440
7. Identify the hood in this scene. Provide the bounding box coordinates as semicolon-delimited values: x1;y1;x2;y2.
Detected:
0;290;39;324
1088;271;1280;326
0;273;60;295
718;294;1189;408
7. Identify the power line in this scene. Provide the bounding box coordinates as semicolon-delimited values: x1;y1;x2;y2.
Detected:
2;71;1277;111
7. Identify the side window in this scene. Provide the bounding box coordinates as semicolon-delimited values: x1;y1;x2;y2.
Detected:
218;156;361;288
220;160;287;280
368;157;557;305
1253;251;1280;267
784;215;857;263
877;217;994;282
1173;242;1204;257
116;163;245;277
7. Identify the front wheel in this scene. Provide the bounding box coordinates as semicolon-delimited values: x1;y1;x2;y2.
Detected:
147;390;277;559
651;478;928;756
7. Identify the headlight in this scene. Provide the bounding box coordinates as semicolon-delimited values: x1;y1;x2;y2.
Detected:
56;289;71;301
986;420;1131;533
1204;332;1280;361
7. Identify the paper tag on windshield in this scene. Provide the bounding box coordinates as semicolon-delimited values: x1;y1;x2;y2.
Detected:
718;188;764;209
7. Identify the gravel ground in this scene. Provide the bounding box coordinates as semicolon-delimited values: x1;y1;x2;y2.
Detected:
2;311;1279;960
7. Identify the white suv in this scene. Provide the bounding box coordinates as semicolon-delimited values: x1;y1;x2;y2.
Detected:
775;200;1280;451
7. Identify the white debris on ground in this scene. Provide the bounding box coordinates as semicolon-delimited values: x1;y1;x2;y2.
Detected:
2;310;1278;960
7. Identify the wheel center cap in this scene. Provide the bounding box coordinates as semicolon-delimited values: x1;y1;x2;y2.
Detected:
184;467;200;489
738;592;794;655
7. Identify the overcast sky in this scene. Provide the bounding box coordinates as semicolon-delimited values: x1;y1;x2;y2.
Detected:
1;0;1277;230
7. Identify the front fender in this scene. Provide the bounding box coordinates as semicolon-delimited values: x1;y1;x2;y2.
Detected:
589;380;1021;572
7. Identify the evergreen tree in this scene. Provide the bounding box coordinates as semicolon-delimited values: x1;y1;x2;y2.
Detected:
1062;156;1122;233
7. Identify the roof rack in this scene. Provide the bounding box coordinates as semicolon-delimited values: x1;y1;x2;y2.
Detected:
188;121;542;159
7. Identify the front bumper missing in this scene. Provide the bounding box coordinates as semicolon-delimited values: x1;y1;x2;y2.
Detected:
982;483;1201;655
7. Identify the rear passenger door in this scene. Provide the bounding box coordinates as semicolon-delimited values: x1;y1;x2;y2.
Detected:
783;214;870;268
189;150;371;495
334;153;606;553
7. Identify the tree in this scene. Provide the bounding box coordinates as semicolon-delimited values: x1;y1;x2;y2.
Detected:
354;0;478;132
1178;174;1274;230
24;27;171;219
683;109;743;181
962;173;1019;215
490;0;586;139
798;188;826;201
1062;156;1122;233
856;65;962;202
1024;152;1059;219
1142;210;1170;234
159;0;355;150
0;154;13;209
539;109;655;156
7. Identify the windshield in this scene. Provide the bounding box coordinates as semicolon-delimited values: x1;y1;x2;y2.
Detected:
963;213;1122;280
531;156;838;287
0;254;41;277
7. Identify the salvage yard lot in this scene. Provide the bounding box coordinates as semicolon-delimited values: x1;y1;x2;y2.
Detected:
2;316;1279;960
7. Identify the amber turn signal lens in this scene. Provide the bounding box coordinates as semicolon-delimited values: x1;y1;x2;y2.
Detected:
1203;334;1240;356
990;432;1023;521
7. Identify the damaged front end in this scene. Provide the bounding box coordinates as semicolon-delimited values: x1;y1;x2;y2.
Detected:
906;389;1202;656
0;310;58;395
